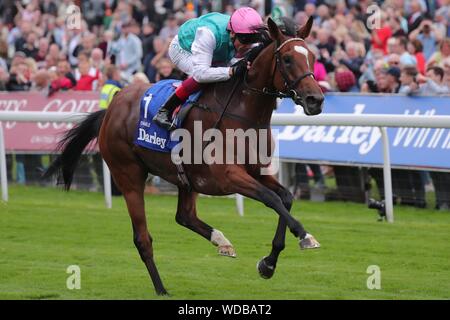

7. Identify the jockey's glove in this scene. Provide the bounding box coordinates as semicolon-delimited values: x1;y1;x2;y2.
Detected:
231;59;248;77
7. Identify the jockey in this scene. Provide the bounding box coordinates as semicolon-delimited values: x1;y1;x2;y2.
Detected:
152;7;264;130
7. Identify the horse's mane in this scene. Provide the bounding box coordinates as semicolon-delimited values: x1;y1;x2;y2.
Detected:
244;27;273;63
244;20;299;64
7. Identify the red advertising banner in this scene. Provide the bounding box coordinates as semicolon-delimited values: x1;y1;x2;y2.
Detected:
0;91;100;152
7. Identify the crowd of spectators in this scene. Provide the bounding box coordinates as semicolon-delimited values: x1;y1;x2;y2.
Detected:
293;0;450;95
0;0;448;95
0;0;449;209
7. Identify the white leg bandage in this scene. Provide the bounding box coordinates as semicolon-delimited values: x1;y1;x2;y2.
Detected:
210;229;232;247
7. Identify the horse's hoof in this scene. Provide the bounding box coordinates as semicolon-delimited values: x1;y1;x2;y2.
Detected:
218;245;236;258
156;289;170;296
257;257;275;279
300;234;321;250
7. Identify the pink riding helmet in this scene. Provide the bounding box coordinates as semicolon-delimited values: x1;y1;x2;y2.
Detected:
227;7;263;34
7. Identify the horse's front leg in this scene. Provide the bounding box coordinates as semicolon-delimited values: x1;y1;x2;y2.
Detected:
255;175;320;279
255;175;290;279
176;188;236;257
225;165;319;242
225;166;305;236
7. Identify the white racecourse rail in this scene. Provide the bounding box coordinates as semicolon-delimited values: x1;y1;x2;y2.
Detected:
2;112;450;222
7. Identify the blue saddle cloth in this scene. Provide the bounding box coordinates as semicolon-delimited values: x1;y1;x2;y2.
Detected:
134;79;202;153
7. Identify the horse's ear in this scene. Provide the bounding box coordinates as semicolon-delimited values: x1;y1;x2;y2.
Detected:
267;17;282;41
297;16;314;39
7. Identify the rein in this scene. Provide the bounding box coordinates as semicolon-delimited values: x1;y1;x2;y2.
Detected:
197;37;314;128
210;77;242;131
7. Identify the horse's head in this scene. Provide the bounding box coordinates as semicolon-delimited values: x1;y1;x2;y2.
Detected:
266;17;324;115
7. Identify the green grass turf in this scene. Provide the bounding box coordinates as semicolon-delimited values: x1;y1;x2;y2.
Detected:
0;185;449;300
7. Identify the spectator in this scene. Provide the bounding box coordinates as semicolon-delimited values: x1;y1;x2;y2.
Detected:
334;68;357;92
386;37;397;55
361;59;388;93
316;28;334;57
0;39;7;71
399;65;419;94
159;14;179;42
348;19;371;51
74;51;98;82
21;32;38;58
16;1;40;24
294;10;309;27
387;53;401;68
67;24;87;67
427;38;450;68
371;12;392;55
50;16;66;50
114;20;143;82
394;36;417;66
49;59;75;95
99;65;122;110
6;60;32;91
40;0;58;16
388;16;407;38
337;41;365;80
434;6;449;40
74;60;100;91
407;0;425;34
98;30;115;60
13;20;33;53
144;36;169;82
381;67;401;93
315;5;330;27
443;56;450;89
34;37;50;68
416;66;449;94
409;19;441;61
309;45;328;82
0;65;8;91
48;43;61;62
91;48;105;73
81;0;105;35
155;58;182;81
31;68;50;92
141;22;157;59
73;32;96;60
408;39;427;74
304;3;316;20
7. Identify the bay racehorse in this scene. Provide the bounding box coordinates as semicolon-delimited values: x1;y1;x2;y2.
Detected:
45;17;324;296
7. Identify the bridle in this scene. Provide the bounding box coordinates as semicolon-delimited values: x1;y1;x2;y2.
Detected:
196;37;316;131
244;37;315;104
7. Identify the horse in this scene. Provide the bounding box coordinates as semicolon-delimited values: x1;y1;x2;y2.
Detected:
44;17;324;296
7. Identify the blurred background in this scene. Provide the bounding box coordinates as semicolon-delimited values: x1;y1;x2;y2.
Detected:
0;0;449;211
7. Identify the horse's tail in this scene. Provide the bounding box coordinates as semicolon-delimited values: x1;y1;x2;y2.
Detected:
43;109;107;190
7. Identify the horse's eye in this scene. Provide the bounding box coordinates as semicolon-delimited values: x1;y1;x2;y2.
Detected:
283;55;292;65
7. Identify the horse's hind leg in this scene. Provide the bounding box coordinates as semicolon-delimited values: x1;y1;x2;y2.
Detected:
109;161;168;296
176;188;236;257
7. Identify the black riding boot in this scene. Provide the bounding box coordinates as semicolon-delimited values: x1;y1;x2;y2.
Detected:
152;92;183;130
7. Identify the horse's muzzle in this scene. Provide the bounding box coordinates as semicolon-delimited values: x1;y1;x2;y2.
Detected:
303;94;324;116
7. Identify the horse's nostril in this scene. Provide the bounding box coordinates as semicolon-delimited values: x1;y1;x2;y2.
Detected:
306;95;323;106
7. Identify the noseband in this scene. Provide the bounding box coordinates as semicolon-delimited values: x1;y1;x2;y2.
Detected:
244;37;315;103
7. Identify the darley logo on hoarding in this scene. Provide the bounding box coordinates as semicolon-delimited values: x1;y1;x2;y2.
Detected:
275;95;450;169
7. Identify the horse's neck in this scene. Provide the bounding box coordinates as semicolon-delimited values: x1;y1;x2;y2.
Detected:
202;76;276;128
